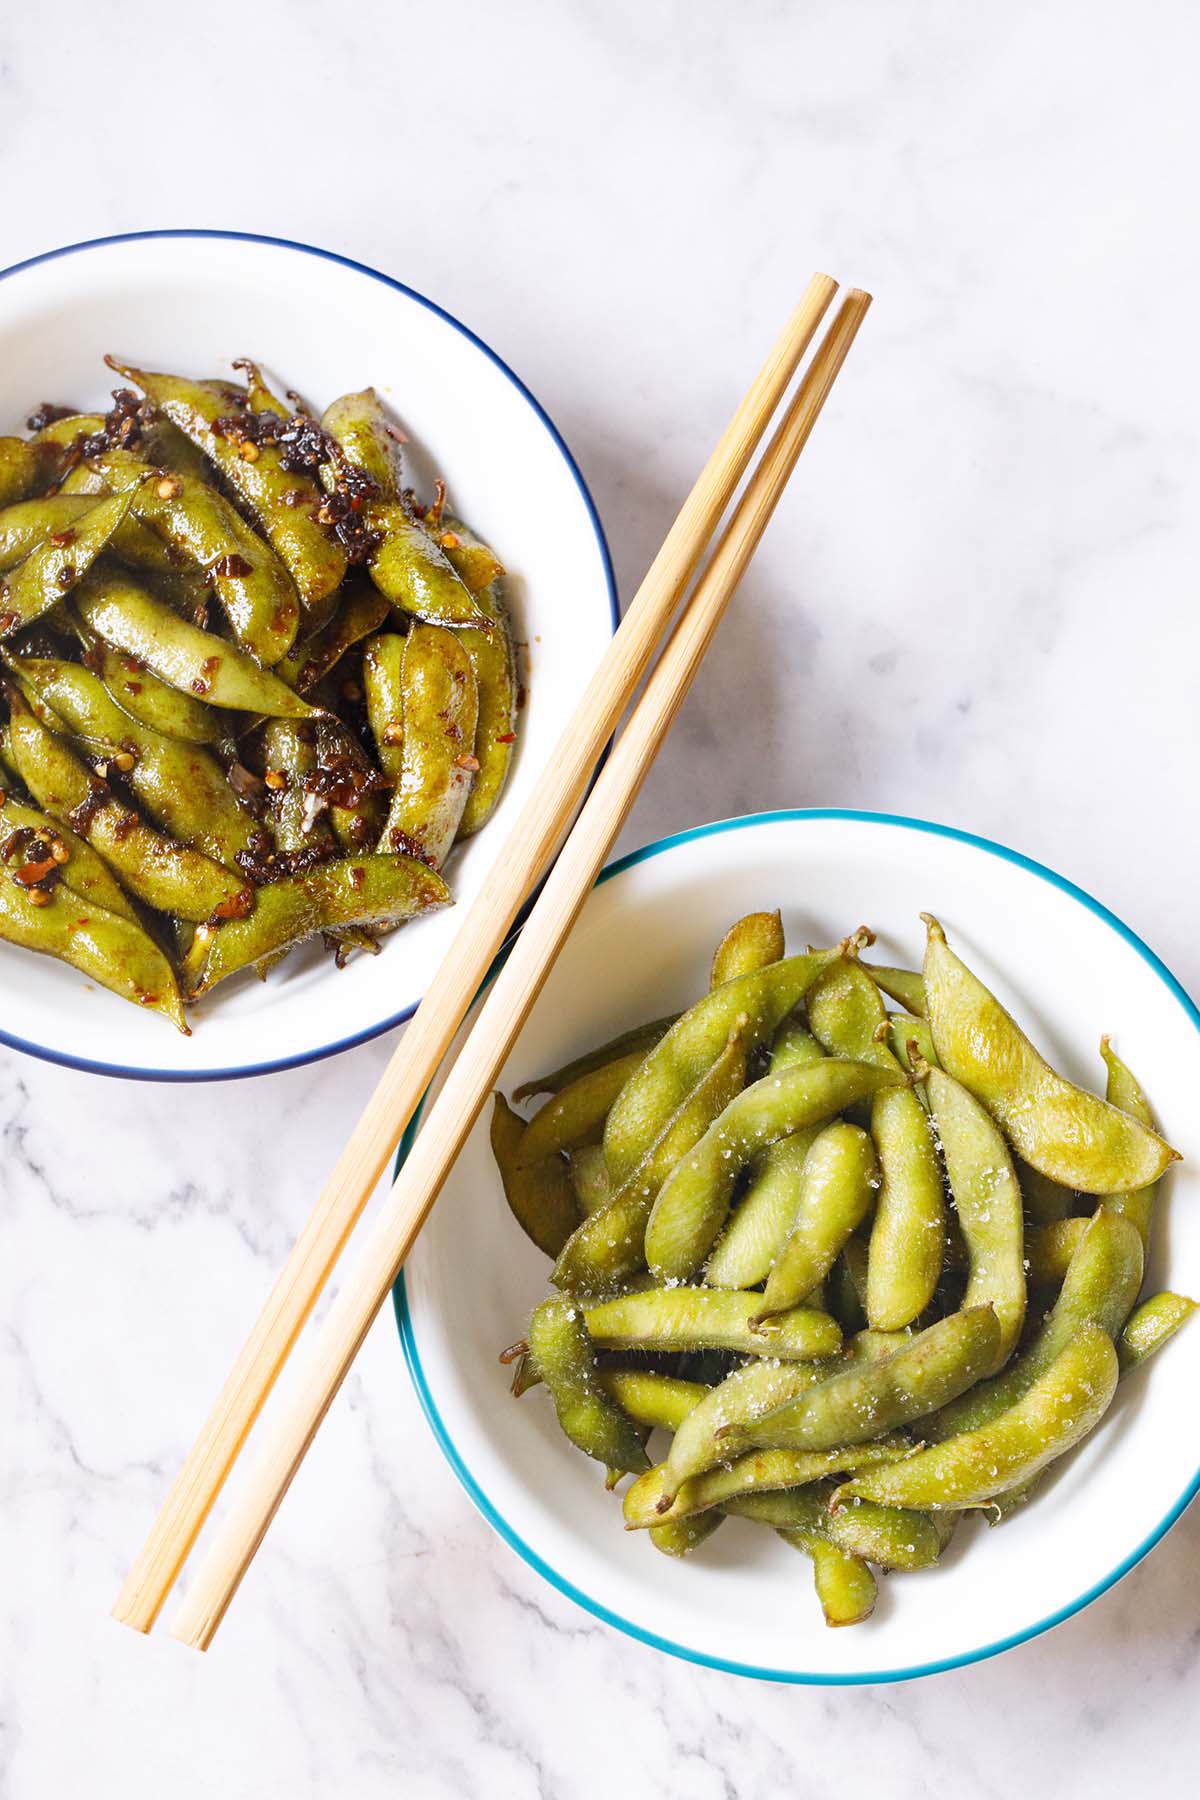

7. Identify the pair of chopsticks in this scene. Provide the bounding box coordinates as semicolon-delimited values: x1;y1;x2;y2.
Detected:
114;271;871;1649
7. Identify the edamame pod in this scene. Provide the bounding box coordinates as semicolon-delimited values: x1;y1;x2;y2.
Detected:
0;492;196;595
603;949;844;1186
716;1306;1002;1462
704;1021;827;1290
379;624;478;868
583;1288;841;1361
808;957;945;1330
832;1324;1119;1511
926;1207;1142;1440
0;790;138;922
7;689;252;924
362;631;406;784
0;874;186;1031
0;490;135;638
648;1513;726;1558
662;1356;840;1494
926;1066;1027;1369
439;510;505;597
490;1092;579;1258
922;915;1178;1191
74;572;320;717
11;656;263;870
732;1484;947;1573
551;1020;750;1297
62;447;300;664
113;362;345;617
1117;1291;1197;1372
180;853;450;996
518;1048;651;1167
1025;1216;1088;1287
598;1371;711;1433
527;1297;650;1477
276;577;390;694
513;1015;677;1102
72;632;231;744
1017;1160;1075;1225
780;1531;877;1628
887;1012;938;1075
441;523;516;837
645;1058;905;1282
568;1144;613;1216
754;1122;878;1324
0;435;62;506
863;963;927;1015
1099;1036;1161;1255
624;1436;912;1530
710;909;785;986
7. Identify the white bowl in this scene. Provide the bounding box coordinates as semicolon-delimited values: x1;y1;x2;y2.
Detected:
0;231;616;1080
396;809;1200;1684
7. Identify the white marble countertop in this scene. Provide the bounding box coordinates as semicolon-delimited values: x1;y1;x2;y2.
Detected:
4;2;1200;1794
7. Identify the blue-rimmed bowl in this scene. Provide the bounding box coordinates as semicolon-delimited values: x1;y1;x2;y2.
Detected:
0;231;617;1080
396;808;1200;1684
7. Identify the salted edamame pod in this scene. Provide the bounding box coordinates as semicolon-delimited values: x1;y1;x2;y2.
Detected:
645;1058;905;1283
518;1047;652;1167
378;623;479;869
1099;1036;1162;1255
603;949;845;1186
514;1015;677;1102
833;1324;1119;1511
0;490;135;639
551;1018;751;1297
926;1065;1027;1370
598;1371;711;1434
753;1122;878;1324
6;688;252;925
715;1306;1002;1463
661;1356;840;1495
624;1436;912;1530
732;1483;948;1573
861;962;927;1015
490;1093;579;1259
583;1288;841;1361
0;873;187;1032
527;1297;650;1478
808;957;945;1330
568;1144;613;1216
779;1530;877;1628
1117;1291;1197;1372
180;853;450;996
73;572;321;717
112;361;346;619
922;915;1178;1192
710;909;785;986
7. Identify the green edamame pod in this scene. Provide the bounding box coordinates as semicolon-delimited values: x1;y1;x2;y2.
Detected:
925;1066;1027;1369
833;1324;1119;1511
716;1306;1002;1462
661;1357;839;1495
71;631;231;745
551;1019;750;1297
603;949;844;1186
753;1122;878;1324
62;448;301;665
583;1288;841;1361
490;1093;579;1259
927;1207;1142;1441
0;435;62;506
624;1436;912;1530
1018;1160;1075;1226
598;1371;711;1434
180;853;450;996
887;1012;938;1076
261;719;335;857
827;1249;868;1333
732;1484;946;1573
648;1513;726;1558
808;957;945;1330
320;388;402;490
1117;1291;1197;1372
513;1014;677;1102
362;632;406;784
863;963;927;1015
567;1144;613;1216
11;656;262;870
0;790;138;922
6;689;251;924
379;624;478;868
438;510;505;597
518;1048;651;1167
74;572;320;717
527;1297;650;1477
0;874;186;1032
710;909;785;987
1099;1036;1162;1255
780;1531;877;1628
276;577;390;694
704;1021;827;1290
0;493;196;597
645;1058;905;1283
30;409;212;484
113;362;346;618
0;490;135;638
922;915;1178;1192
442;527;516;838
1025;1216;1088;1287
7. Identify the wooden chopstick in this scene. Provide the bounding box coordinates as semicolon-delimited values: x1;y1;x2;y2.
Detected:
112;274;841;1636
166;285;872;1650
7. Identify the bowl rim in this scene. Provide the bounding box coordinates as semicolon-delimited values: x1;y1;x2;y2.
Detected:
394;804;1200;1686
0;228;619;1083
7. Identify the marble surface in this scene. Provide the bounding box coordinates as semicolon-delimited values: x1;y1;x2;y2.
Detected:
3;2;1200;1793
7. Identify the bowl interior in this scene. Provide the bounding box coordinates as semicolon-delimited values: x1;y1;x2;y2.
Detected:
0;233;615;1078
398;810;1200;1683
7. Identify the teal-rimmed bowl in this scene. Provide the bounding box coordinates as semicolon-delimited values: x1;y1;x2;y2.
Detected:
395;808;1200;1684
